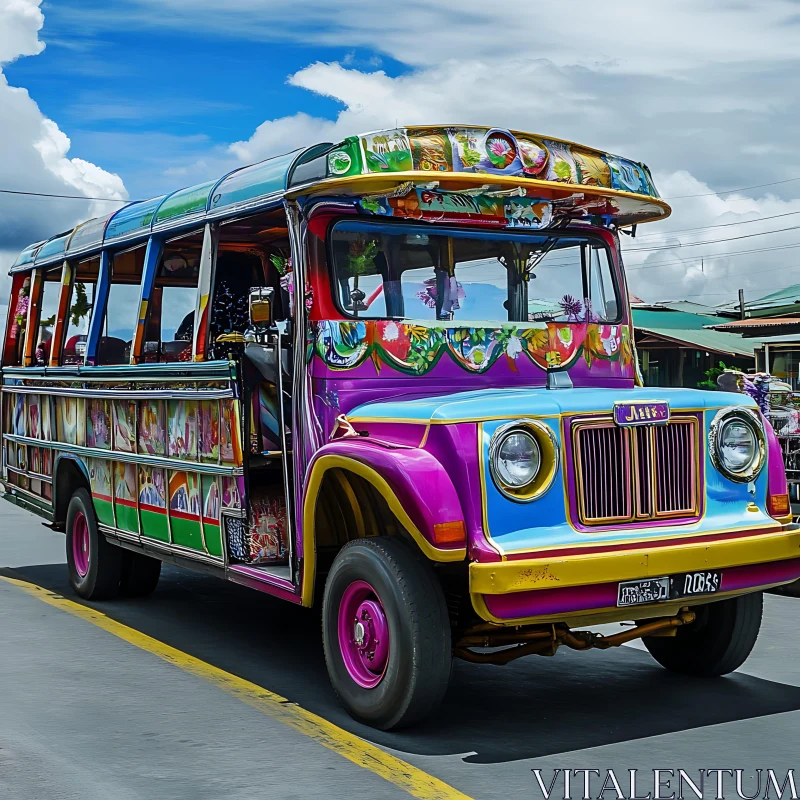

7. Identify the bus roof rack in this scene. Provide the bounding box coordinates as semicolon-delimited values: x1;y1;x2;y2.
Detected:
10;125;670;273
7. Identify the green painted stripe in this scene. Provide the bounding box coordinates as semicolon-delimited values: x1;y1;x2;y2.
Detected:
203;522;222;557
170;516;204;551
140;508;170;543
115;503;139;534
94;497;115;527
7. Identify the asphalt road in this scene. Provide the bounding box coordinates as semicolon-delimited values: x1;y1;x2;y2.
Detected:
1;498;799;800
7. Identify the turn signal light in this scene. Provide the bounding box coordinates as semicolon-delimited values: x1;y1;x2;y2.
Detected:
432;520;466;547
768;493;791;518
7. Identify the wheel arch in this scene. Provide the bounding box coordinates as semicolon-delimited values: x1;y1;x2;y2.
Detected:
301;448;467;608
53;454;91;529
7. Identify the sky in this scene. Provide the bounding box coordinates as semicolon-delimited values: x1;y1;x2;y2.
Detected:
2;0;800;325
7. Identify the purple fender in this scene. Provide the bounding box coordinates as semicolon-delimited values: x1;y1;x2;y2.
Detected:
763;414;789;499
300;439;467;604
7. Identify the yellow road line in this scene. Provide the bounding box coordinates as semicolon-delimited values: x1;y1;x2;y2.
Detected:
0;575;473;800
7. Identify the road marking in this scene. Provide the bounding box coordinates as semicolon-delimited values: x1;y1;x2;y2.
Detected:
0;575;474;800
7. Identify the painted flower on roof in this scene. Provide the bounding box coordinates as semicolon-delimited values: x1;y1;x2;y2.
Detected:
485;133;517;169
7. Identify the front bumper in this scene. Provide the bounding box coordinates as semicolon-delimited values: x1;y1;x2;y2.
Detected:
469;523;800;625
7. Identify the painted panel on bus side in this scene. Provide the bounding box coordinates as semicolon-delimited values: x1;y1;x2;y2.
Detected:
168;400;198;461
169;470;203;550
13;393;26;436
86;398;111;449
41;396;52;441
27;395;40;440
114;462;139;534
112;400;136;453
88;458;114;527
221;476;242;509
138;466;169;542
198;400;219;463
201;475;223;557
138;400;165;456
55;397;78;445
220;399;241;465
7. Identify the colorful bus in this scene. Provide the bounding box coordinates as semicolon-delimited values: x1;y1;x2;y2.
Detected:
3;125;799;729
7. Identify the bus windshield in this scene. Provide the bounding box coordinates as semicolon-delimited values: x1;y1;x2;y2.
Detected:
329;221;620;324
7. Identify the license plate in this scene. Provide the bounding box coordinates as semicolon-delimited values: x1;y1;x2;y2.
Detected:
617;570;723;607
617;577;670;607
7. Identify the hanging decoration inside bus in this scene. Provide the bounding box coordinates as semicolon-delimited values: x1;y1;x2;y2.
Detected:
314;320;633;376
325;126;660;199
360;190;553;229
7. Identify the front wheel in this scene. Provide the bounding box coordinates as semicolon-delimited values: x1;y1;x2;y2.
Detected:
66;488;122;600
322;537;452;730
643;592;763;676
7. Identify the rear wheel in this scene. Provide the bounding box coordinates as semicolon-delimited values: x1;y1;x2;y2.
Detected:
322;537;452;730
120;551;162;597
643;592;763;676
66;488;122;600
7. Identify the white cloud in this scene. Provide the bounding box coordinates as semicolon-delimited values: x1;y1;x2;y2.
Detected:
624;172;800;307
223;53;800;307
7;0;797;310
0;0;127;286
94;0;800;74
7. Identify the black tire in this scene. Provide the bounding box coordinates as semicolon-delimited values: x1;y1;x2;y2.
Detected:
66;488;122;600
120;551;162;598
775;578;800;598
322;537;452;730
643;592;763;676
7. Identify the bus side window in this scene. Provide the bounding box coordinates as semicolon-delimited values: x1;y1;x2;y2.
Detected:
144;241;201;363
209;250;268;356
97;247;145;366
4;274;32;366
33;270;62;366
62;258;100;366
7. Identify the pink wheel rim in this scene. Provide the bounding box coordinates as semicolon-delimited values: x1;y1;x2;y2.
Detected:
72;511;89;578
338;580;390;689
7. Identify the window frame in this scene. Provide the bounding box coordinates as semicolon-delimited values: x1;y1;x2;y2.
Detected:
325;218;623;325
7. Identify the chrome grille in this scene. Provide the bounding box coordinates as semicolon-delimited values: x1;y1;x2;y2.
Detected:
574;417;698;526
577;424;631;521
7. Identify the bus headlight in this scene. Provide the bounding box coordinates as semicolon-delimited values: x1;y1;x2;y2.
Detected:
709;407;766;483
489;420;559;502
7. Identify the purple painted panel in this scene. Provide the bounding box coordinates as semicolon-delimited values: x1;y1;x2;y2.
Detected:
307;439;466;550
763;413;789;499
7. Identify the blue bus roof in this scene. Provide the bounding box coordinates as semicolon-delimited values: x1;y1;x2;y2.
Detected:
11;126;669;272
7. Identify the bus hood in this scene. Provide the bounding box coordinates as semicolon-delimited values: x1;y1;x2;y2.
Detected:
346;385;756;426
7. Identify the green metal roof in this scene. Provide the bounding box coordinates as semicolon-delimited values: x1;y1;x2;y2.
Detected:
633;309;756;357
632;308;724;331
717;282;800;317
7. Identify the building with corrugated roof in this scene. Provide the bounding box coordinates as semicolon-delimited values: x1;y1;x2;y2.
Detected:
632;304;755;387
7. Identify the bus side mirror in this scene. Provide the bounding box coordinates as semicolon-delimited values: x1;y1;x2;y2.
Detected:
249;287;274;328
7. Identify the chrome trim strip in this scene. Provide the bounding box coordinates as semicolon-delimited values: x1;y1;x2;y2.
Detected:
100;524;225;566
2;434;243;476
1;386;233;400
2;361;234;382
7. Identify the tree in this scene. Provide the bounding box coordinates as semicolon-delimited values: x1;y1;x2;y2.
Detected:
697;360;727;390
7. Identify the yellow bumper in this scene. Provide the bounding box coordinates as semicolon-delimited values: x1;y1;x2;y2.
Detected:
470;525;800;595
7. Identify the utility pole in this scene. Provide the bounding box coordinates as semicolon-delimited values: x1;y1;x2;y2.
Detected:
738;288;745;320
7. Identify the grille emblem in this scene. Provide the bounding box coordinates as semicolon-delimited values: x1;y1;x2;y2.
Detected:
613;400;670;427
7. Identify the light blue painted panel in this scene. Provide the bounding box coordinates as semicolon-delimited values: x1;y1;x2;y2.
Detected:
105;196;166;242
208;152;297;214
